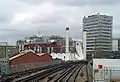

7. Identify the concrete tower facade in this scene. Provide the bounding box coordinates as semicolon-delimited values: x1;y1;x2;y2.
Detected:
83;13;113;59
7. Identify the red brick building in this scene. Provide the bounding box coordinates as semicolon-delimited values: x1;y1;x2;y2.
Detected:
9;50;52;72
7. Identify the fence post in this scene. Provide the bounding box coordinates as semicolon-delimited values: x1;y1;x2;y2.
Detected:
110;70;112;82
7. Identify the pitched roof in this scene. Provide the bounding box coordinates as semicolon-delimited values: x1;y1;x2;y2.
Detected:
37;53;51;57
37;53;46;56
9;49;35;60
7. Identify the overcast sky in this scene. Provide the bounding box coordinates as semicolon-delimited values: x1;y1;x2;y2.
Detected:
0;0;120;45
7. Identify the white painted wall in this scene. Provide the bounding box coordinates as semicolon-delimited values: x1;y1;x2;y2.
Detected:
93;59;120;68
83;31;87;60
50;41;84;61
112;40;118;51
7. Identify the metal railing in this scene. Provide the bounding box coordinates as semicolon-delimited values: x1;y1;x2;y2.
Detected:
93;69;120;82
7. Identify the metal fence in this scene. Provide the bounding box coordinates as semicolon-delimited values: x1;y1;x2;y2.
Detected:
93;68;120;82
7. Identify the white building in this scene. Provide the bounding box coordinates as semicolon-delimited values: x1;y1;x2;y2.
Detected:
112;38;120;52
50;27;85;61
83;13;113;59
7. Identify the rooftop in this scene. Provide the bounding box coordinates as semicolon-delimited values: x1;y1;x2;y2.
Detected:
9;49;50;61
84;13;112;19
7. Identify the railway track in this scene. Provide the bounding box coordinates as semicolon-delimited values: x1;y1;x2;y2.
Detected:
0;63;66;82
13;64;70;82
37;63;86;82
52;64;84;82
66;64;85;82
0;61;88;82
54;65;77;82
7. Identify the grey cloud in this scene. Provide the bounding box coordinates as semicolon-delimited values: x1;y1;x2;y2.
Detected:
0;29;34;41
20;0;47;5
0;15;12;23
30;14;70;26
0;28;17;32
0;16;9;23
113;28;120;38
54;0;120;6
31;16;63;24
0;0;120;45
20;0;120;6
0;0;29;24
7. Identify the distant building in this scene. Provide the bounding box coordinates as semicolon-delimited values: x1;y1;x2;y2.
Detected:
83;13;113;59
0;45;19;58
49;35;64;46
24;42;61;53
93;38;120;59
16;35;74;53
112;38;120;52
16;40;25;46
0;58;10;74
50;35;74;53
0;42;8;58
7;46;19;57
0;42;10;74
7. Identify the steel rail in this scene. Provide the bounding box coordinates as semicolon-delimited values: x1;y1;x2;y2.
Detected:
68;64;85;82
14;64;71;82
54;65;77;82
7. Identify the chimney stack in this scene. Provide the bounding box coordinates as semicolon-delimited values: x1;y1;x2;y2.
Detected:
66;27;69;53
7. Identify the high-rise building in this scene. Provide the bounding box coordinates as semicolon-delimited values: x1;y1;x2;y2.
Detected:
83;13;113;59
